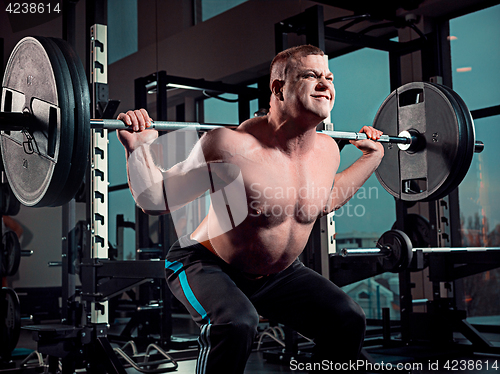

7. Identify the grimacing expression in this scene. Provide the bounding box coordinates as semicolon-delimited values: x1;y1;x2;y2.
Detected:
282;54;335;121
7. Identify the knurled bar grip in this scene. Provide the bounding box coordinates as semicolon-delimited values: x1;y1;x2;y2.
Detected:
90;119;238;131
320;130;411;144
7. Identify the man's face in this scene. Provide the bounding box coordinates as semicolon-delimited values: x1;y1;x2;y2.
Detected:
282;54;335;121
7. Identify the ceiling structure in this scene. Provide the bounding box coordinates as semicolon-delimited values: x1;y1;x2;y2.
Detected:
311;0;499;58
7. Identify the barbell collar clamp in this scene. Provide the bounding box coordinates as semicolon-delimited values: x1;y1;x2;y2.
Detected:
474;141;484;153
340;247;387;257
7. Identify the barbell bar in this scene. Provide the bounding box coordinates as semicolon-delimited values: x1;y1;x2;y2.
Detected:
340;245;500;257
0;115;485;153
0;112;413;143
91;120;420;147
93;119;416;146
337;229;500;273
0;36;487;208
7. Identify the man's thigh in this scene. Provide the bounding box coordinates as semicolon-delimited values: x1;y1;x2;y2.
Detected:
166;241;257;326
251;260;360;336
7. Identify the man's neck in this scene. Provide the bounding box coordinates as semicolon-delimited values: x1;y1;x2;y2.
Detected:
264;110;321;156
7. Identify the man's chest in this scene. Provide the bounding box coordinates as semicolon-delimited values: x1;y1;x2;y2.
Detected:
239;154;335;222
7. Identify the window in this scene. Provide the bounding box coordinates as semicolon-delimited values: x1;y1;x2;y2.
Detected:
450;5;500;111
107;0;138;64
328;48;395;238
359;291;370;299
450;4;500;318
198;0;249;22
202;93;240;124
328;48;398;320
108;134;137;261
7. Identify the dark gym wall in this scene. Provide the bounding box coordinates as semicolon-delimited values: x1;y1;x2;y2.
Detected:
107;0;336;113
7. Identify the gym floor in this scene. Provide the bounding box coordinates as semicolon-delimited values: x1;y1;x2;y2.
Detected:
10;316;500;374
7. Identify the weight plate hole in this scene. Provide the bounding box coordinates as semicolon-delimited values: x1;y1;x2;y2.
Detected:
3;90;13;113
399;88;424;107
403;178;426;194
48;106;57;158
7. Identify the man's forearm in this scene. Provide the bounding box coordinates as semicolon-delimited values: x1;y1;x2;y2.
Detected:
127;143;168;213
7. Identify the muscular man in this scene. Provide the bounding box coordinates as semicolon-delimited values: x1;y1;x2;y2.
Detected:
117;45;384;373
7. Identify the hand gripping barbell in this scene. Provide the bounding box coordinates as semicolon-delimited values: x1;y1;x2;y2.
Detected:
0;36;484;207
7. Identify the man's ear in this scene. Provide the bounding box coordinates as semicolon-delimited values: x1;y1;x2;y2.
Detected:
271;79;284;101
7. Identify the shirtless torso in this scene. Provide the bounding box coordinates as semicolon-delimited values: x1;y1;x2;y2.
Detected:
117;52;384;276
190;118;339;275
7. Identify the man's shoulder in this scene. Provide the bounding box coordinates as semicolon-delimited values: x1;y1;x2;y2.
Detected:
237;116;267;133
317;131;339;150
204;123;256;145
215;116;266;145
200;122;260;161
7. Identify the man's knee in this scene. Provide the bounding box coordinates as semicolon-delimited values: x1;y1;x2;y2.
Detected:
325;297;366;334
208;307;260;342
347;301;366;334
226;310;260;339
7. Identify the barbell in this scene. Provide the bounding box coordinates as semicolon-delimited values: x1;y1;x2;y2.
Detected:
0;36;484;207
339;229;500;273
0;113;416;144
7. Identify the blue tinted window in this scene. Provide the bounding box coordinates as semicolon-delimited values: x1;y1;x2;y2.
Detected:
201;0;248;22
108;0;138;64
329;49;395;237
451;4;500;318
450;5;500;110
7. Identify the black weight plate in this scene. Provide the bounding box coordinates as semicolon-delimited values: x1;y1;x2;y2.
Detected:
379;229;413;273
31;37;76;207
0;240;2;278
2;231;21;276
373;89;401;198
392;213;431;248
423;84;468;201
374;82;465;202
1;36;75;207
1;184;21;216
0;287;21;358
48;38;90;206
429;83;475;200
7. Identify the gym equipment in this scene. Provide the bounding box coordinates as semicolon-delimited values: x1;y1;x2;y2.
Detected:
336;229;500;354
340;229;500;270
374;82;480;201
330;229;500;287
0;36;483;207
113;341;178;373
0;287;21;360
391;213;431;248
1;231;21;277
0;183;20;216
0;230;32;278
337;229;413;273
